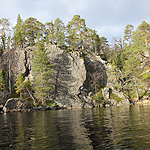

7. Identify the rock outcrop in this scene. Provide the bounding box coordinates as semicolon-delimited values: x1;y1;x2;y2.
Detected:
1;44;129;108
3;98;32;112
47;45;87;107
102;87;129;105
95;56;129;105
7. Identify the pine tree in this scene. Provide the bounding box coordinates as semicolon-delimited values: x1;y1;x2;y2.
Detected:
66;15;86;51
120;21;150;100
54;17;66;47
32;41;52;105
12;14;24;48
122;54;142;100
45;21;55;44
22;17;44;46
124;24;134;43
14;72;24;99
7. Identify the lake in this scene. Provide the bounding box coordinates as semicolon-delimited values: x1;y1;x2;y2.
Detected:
0;105;150;150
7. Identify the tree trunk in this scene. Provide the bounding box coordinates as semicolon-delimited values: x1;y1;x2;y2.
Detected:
42;96;44;106
135;80;139;101
26;87;35;104
20;90;22;100
9;49;11;95
136;88;139;101
145;38;148;47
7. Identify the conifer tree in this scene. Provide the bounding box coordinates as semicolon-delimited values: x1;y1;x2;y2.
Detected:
12;14;24;48
22;17;44;46
115;21;150;100
124;24;134;43
45;21;55;44
15;72;34;101
66;15;86;50
54;17;66;47
122;54;142;100
15;72;24;99
32;40;52;105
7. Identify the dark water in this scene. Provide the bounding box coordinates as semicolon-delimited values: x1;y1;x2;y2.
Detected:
1;105;150;150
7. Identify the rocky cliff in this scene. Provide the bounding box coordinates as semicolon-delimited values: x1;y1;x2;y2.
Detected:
1;44;129;108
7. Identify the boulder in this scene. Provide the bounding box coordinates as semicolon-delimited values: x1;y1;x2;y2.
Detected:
3;98;32;112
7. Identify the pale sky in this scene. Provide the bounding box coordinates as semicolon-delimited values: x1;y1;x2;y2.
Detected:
0;0;150;42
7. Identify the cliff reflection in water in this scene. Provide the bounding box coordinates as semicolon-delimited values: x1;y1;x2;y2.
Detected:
1;105;150;149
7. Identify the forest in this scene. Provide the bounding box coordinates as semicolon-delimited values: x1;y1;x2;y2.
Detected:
0;14;149;105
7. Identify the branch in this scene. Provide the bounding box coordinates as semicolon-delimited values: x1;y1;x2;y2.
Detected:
140;52;149;59
26;87;35;103
140;69;150;76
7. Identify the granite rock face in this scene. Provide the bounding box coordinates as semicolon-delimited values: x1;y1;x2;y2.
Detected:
2;47;34;86
2;44;129;108
47;45;87;107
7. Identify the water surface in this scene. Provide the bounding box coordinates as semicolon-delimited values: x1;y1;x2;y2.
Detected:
0;105;150;150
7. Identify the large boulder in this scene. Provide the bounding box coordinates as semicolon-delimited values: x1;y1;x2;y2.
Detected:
3;98;32;112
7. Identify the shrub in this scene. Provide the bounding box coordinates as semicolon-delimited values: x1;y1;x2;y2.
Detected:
46;100;55;107
110;93;122;102
34;103;40;107
92;88;104;103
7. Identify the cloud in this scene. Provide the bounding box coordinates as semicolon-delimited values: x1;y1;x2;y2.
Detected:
0;0;150;42
95;25;125;42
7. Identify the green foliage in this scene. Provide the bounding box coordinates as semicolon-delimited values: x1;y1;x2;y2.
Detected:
141;72;150;80
46;100;55;107
110;93;122;102
54;17;66;46
33;103;40;107
1;15;150;102
14;72;32;99
11;14;108;55
14;72;24;95
45;21;55;44
0;70;5;90
32;40;52;105
109;20;150;100
12;14;24;48
92;88;104;103
124;24;134;42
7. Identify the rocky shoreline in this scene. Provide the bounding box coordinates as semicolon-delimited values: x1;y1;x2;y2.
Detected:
0;98;68;113
0;98;150;114
1;45;131;109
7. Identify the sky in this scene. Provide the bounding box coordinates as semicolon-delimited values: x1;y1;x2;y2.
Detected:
0;0;150;42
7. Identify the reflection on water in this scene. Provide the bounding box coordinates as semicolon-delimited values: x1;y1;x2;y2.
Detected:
1;105;150;149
